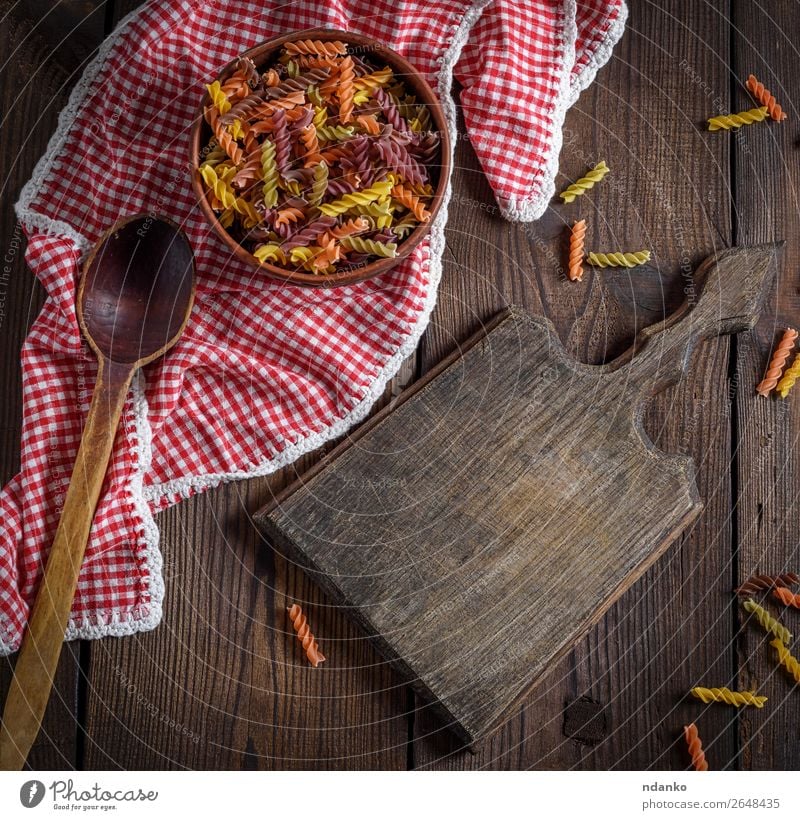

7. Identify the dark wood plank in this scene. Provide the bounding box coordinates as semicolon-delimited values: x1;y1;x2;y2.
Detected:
0;0;110;770
413;0;739;768
732;0;800;771
109;0;140;25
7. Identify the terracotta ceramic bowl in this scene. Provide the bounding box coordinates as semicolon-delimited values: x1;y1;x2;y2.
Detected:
189;28;450;287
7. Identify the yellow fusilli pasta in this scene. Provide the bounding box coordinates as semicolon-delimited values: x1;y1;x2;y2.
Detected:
690;687;767;708
587;251;651;268
260;138;279;209
559;161;609;203
199;164;237;210
318;179;393;216
317;124;355;142
353;66;393;92
340;235;398;258
206;80;231;115
771;638;800;684
776;352;800;398
743;599;792;644
708;106;768;131
253;243;287;265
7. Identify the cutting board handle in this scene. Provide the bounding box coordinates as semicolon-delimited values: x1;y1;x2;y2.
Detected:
617;243;781;394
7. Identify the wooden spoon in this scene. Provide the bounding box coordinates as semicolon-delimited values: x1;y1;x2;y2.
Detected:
0;215;195;770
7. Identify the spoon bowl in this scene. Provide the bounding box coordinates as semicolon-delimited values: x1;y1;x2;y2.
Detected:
78;215;195;365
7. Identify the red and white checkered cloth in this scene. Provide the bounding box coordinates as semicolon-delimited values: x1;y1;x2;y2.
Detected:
0;0;625;653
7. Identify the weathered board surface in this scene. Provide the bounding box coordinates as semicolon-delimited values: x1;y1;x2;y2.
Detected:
256;244;776;746
732;0;800;771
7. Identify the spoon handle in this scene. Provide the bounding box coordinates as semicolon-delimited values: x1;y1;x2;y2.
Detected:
0;357;134;769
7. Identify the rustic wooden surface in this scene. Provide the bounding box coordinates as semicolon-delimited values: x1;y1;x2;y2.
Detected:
257;242;778;748
2;0;799;769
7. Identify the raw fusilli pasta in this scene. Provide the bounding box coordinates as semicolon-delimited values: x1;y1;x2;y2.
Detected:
707;107;768;131
587;251;651;268
742;598;792;643
197;38;439;273
776;352;800;398
286;603;326;667
261;138;279;208
746;75;786;121
559;161;609;203
757;328;797;396
771;638;800;684
690;686;767;708
735;572;800;596
683;723;709;771
568;220;586;282
340;235;398;257
773;586;800;609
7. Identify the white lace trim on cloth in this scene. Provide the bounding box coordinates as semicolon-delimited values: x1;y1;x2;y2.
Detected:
4;0;494;651
499;0;628;222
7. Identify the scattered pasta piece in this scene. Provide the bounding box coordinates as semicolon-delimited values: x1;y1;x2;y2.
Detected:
568;220;586;282
586;250;651;269
746;74;787;121
683;724;709;771
743;598;793;644
735;572;800;596
773;586;800;609
776;352;800;398
756;328;797;396
690;686;767;708
771;638;800;684
559;161;609;203
286;603;326;667
707;106;768;131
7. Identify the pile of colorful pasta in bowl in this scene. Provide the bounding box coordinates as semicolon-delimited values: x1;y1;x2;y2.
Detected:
190;29;449;286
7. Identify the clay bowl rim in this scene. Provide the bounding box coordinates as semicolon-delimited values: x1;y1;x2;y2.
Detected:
189;28;451;288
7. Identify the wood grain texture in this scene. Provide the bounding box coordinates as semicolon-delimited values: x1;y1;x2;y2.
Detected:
82;467;410;769
4;0;798;771
731;0;800;771
257;241;775;748
0;0;109;770
413;0;741;769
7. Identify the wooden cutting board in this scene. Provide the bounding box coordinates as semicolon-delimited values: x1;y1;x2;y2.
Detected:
255;245;779;746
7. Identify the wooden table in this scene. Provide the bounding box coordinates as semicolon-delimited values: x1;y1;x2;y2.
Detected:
2;0;798;770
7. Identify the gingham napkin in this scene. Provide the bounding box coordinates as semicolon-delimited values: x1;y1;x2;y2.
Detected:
0;0;626;653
